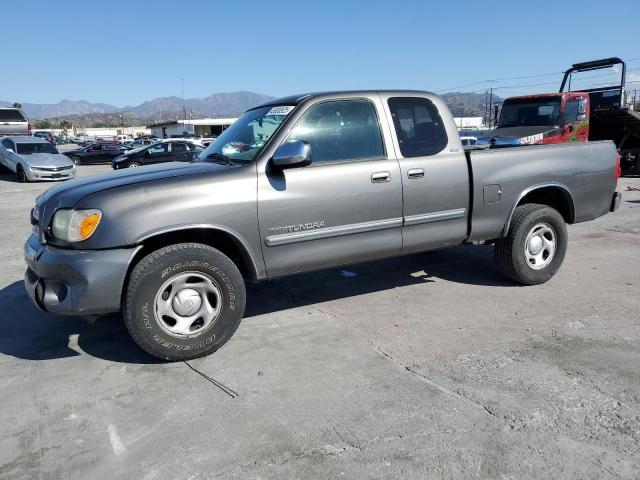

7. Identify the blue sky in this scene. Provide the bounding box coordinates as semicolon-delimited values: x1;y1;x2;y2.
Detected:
3;0;639;105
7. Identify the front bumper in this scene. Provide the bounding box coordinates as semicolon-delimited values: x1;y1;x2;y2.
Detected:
26;166;75;181
24;234;141;316
611;191;622;212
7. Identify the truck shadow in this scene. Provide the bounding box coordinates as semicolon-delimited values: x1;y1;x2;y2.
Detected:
0;281;161;364
0;244;513;363
244;244;513;318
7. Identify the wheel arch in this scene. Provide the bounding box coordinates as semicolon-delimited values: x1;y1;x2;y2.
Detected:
128;225;261;282
502;183;575;236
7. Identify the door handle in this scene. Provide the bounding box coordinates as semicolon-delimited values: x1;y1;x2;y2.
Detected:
371;171;391;183
407;168;424;179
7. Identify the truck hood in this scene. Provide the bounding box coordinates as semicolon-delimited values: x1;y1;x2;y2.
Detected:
20;153;74;167
36;161;233;226
476;125;560;146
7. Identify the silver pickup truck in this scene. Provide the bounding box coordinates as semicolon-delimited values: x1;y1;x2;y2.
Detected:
24;90;622;360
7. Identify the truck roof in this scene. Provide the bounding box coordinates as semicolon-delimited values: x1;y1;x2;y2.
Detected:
254;90;436;109
0;135;49;144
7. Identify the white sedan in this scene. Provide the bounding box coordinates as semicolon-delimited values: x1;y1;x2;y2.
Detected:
0;136;76;182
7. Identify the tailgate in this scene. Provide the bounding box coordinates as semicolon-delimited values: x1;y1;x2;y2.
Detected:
0;122;28;135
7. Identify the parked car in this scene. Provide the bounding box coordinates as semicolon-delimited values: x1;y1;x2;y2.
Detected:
460;136;477;146
64;142;123;165
0;107;31;136
112;139;204;169
0;136;75;182
23;90;621;361
33;131;56;144
115;135;133;144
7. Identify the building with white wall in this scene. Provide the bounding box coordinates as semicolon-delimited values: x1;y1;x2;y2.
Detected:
148;118;237;139
452;117;484;129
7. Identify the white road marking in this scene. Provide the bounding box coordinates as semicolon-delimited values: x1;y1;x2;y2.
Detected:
108;424;126;455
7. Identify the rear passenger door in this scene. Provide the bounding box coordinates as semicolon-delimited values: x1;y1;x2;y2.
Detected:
383;95;470;253
169;142;192;162
84;144;105;164
258;97;403;277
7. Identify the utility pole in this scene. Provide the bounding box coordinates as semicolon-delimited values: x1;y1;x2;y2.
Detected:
488;81;495;128
181;76;186;120
484;89;489;128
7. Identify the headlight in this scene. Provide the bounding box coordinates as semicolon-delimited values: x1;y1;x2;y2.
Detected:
51;208;102;242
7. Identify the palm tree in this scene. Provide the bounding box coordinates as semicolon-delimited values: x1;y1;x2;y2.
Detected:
12;102;22;109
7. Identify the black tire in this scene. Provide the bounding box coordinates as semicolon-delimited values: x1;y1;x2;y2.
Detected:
71;156;81;166
16;165;27;183
123;243;246;361
127;161;141;168
495;203;567;285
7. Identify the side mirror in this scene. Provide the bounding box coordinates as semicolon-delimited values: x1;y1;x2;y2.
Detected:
272;140;311;168
6;148;14;154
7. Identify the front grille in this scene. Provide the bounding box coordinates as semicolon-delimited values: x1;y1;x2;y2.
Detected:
31;165;74;172
26;268;39;284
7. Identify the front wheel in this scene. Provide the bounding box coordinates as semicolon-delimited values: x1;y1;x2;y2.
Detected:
71;156;81;166
494;204;567;285
123;243;246;361
16;165;27;183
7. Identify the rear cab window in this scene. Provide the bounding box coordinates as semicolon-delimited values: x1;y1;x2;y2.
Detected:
387;97;448;157
0;109;27;122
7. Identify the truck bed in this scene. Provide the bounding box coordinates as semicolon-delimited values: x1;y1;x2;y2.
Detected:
465;140;618;242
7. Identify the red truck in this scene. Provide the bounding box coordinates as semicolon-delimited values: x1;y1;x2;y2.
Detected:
477;58;640;175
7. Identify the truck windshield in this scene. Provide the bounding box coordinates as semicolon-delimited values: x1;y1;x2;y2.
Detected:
196;105;294;163
498;97;561;127
16;143;58;155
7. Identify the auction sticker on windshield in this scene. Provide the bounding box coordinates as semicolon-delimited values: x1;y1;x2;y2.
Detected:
266;106;295;116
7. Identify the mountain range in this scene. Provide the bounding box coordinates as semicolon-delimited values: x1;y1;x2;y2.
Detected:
2;91;500;128
1;91;274;120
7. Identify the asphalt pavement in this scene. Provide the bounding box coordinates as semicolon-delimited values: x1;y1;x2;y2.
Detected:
0;163;639;479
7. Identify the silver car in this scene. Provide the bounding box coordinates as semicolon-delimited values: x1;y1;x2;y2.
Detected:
0;107;30;136
0;136;75;182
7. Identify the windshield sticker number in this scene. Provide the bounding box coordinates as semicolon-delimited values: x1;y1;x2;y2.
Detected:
266;106;295;116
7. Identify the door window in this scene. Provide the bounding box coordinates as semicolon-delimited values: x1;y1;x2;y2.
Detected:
171;142;188;152
388;97;448;157
287;99;384;164
564;99;580;124
148;143;169;155
2;139;14;150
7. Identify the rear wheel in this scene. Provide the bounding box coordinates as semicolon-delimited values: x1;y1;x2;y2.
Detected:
16;165;27;183
127;161;141;168
71;156;81;166
495;204;567;285
123;243;246;361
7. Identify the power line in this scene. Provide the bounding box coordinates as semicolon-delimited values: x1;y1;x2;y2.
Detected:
437;62;640;93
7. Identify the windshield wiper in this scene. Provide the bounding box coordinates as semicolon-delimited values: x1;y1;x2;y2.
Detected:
205;152;232;165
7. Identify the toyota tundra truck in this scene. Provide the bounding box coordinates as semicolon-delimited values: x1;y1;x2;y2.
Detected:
24;90;622;361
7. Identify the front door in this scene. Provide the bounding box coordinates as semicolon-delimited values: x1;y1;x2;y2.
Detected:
383;95;470;253
258;98;403;277
169;141;192;162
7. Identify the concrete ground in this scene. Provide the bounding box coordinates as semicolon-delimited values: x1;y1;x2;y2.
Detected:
0;161;638;480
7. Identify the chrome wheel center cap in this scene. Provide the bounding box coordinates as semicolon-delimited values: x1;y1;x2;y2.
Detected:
528;235;543;255
172;288;202;317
